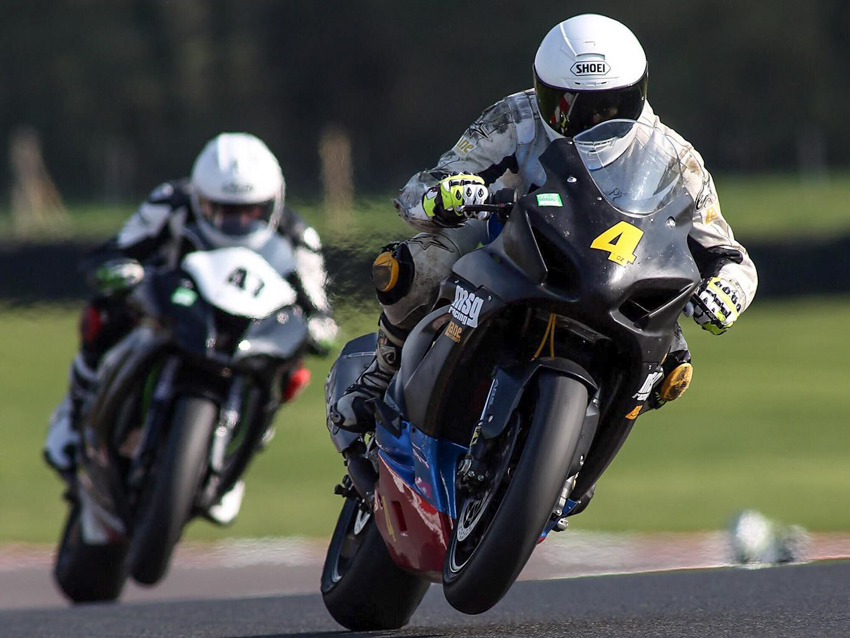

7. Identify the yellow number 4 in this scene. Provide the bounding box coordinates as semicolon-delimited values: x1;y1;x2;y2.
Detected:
590;221;644;266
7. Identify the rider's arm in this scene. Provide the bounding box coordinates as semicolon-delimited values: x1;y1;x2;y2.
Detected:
279;207;332;316
394;96;523;232
278;208;338;354
684;157;758;315
645;110;758;314
81;181;187;294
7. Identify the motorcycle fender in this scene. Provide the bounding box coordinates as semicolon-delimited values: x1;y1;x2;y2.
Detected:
480;358;599;479
324;333;378;454
480;358;597;441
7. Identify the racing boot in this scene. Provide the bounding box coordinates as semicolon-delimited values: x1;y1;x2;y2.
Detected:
44;355;98;488
646;349;693;410
329;315;406;433
205;480;245;526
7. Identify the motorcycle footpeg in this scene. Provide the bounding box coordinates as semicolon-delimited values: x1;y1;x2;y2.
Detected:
333;475;355;498
552;517;569;532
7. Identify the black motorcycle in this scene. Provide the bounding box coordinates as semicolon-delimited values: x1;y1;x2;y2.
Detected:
54;241;310;603
322;120;703;629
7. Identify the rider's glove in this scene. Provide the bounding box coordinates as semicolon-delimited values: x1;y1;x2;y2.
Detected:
307;313;339;356
691;276;743;335
91;258;145;296
422;173;488;226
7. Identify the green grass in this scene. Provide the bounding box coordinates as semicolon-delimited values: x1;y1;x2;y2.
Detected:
576;297;850;532
1;297;849;543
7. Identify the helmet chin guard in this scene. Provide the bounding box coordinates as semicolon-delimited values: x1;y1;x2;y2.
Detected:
190;133;286;250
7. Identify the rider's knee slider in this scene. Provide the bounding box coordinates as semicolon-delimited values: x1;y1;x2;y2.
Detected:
372;242;414;305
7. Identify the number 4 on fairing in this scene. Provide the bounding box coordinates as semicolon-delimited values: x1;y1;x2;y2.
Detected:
590;221;644;266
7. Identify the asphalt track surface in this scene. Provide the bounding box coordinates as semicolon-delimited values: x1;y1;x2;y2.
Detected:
2;560;848;638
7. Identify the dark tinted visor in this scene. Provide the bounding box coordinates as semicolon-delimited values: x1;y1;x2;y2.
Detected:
200;198;275;236
534;71;648;138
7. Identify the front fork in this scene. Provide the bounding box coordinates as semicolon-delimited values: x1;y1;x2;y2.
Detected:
198;374;245;508
126;356;180;493
457;370;596;536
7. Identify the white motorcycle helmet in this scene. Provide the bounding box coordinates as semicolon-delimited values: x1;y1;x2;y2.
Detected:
533;14;648;139
190;133;286;250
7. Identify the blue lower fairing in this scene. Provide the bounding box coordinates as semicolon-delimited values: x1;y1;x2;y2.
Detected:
376;419;467;518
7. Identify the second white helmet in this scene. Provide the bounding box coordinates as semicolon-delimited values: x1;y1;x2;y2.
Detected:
533;14;648;138
190;133;286;250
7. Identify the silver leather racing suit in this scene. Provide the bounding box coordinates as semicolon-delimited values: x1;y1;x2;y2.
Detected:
386;89;757;331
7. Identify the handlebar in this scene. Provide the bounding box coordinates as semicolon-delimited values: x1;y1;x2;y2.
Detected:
458;203;511;216
457;188;518;222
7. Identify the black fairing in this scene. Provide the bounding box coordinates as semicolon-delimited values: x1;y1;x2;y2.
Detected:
234;308;309;364
142;270;214;356
394;137;701;491
138;267;307;369
461;138;700;341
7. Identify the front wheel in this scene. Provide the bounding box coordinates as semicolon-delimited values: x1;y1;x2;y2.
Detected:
126;396;218;586
443;372;588;614
321;495;430;631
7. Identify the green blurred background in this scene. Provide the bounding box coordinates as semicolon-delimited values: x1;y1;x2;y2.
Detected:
1;1;849;543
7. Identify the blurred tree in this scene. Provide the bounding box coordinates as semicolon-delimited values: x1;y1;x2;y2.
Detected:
9;126;69;237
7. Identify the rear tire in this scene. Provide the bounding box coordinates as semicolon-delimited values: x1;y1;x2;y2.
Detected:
53;504;129;603
321;496;430;631
127;396;217;586
443;372;588;614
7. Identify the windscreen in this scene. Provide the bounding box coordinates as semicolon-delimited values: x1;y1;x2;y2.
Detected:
574;119;686;216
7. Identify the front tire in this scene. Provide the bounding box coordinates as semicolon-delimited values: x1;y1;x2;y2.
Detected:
53;504;129;603
443;372;588;614
126;396;217;586
321;496;430;631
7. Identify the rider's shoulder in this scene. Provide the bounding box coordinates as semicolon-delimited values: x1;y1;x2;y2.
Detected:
276;207;322;252
474;93;522;128
505;88;537;109
640;102;690;151
641;102;706;175
144;179;192;210
462;91;533;148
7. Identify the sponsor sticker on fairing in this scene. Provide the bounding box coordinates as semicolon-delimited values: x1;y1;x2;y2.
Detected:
536;193;563;207
444;321;463;343
450;287;484;328
171;287;198;307
632;370;664;402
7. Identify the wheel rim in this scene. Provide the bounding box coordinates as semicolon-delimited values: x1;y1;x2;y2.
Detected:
331;499;372;584
448;420;522;574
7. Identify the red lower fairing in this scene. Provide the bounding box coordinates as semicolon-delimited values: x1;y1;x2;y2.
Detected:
373;456;453;582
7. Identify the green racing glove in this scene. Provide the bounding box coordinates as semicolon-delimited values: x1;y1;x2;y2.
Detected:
307;313;339;356
422;173;488;226
91;258;145;296
691;276;743;335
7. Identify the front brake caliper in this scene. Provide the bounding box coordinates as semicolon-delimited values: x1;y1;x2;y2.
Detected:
458;422;493;491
